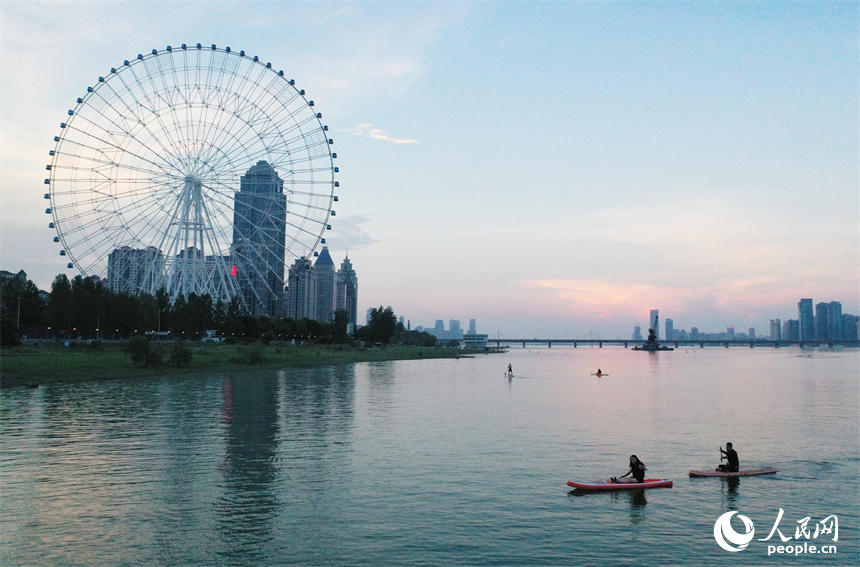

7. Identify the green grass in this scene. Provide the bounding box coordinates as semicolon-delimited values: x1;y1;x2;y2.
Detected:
0;342;483;386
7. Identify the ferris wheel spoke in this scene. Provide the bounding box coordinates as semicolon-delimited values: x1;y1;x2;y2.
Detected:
92;70;181;164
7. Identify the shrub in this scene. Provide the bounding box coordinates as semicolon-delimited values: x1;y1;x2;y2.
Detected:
229;342;265;365
124;335;161;367
168;340;192;367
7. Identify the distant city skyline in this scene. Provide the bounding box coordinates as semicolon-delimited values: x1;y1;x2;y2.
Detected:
1;2;856;338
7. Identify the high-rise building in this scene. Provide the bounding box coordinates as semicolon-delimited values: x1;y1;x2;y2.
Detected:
815;302;830;341
468;319;477;335
313;247;336;323
449;320;461;338
783;319;800;342
665;318;674;341
727;326;735;340
107;246;163;294
798;299;814;342
844;314;859;341
284;257;314;320
336;255;358;326
829;301;843;340
770;319;782;341
633;326;642;341
231;161;286;316
748;327;755;339
649;309;659;340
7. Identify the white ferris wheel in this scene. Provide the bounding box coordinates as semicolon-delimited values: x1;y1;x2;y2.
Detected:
45;43;338;314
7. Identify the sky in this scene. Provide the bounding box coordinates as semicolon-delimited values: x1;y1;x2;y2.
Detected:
1;1;857;338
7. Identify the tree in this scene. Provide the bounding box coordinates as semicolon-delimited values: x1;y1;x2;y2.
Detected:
331;308;350;343
361;306;398;344
49;274;73;337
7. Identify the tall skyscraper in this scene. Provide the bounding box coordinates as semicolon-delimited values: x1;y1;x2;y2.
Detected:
783;319;800;342
468;319;477;335
815;302;830;341
231;161;286;316
107;246;163;294
285;257;314;320
770;319;782;341
843;314;859;341
313;247;336;323
633;326;642;341
665;318;674;341
649;310;659;339
336;254;358;326
798;299;814;342
829;301;843;340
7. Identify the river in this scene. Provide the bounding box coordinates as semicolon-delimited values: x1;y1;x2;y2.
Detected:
1;346;857;565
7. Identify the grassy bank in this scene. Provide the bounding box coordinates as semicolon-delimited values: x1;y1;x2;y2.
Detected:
0;341;490;387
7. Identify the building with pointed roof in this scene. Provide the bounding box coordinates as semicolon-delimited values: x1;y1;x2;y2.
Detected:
314;247;336;323
336;254;358;326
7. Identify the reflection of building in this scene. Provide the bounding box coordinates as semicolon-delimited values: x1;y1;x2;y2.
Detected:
231;161;286;317
107;246;164;294
336;255;358;326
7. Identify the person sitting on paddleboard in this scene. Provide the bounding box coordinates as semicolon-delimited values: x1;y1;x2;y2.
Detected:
612;455;647;483
717;443;739;472
596;368;602;376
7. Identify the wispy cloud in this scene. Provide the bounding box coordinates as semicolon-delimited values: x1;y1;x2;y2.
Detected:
346;123;419;144
326;215;378;250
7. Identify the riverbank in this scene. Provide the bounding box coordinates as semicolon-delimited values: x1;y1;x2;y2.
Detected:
0;342;499;387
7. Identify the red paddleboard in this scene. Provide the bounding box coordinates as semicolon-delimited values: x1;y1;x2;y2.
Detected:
688;467;778;478
567;478;673;491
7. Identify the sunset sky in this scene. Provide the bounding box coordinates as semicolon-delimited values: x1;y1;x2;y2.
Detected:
1;2;857;337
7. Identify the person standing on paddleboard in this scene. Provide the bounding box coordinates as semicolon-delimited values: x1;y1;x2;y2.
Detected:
612;455;647;483
718;443;739;472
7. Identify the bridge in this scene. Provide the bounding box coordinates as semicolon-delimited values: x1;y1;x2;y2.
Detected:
489;339;860;349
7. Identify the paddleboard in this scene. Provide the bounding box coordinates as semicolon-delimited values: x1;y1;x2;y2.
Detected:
567;478;673;491
688;467;777;478
589;373;608;376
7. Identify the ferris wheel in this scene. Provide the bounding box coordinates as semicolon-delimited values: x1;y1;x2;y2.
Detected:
45;43;338;315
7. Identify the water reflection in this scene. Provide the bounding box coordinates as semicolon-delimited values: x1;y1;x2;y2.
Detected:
567;489;649;524
721;477;741;507
217;373;280;563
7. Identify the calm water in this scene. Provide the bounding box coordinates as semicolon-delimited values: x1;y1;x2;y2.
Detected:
1;346;857;566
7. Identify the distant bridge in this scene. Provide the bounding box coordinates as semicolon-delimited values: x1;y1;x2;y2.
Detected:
490;339;860;349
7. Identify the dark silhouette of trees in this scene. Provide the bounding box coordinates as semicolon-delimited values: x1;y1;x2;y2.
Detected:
357;306;398;344
5;272;432;348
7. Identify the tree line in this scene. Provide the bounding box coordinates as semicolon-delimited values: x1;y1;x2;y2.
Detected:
0;273;436;348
